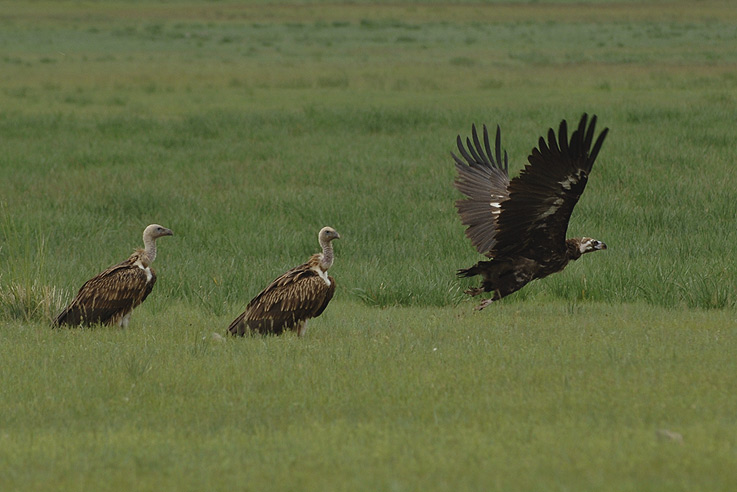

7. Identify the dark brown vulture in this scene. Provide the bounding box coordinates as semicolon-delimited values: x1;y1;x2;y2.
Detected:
452;113;608;310
53;224;173;327
228;226;340;336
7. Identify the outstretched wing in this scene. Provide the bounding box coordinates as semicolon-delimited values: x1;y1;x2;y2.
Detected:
54;257;154;326
452;124;511;256
492;113;608;260
228;264;335;335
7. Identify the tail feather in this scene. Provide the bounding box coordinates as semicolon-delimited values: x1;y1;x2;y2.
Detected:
227;311;247;336
457;261;489;278
458;260;501;299
53;307;78;327
52;305;119;327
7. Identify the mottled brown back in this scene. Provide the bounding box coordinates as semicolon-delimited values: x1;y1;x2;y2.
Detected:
54;253;155;327
228;263;335;336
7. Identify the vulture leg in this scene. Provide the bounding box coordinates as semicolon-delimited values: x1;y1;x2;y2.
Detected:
296;320;307;337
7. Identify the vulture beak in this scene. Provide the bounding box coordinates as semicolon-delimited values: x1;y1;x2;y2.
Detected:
163;228;174;237
596;241;607;250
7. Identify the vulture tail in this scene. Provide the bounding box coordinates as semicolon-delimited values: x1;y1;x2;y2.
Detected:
457;262;487;278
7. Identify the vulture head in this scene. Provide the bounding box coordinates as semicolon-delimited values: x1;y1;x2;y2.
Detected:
318;226;341;245
144;224;174;240
578;237;607;254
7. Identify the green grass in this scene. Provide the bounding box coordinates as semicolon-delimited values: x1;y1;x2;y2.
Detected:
2;303;737;491
1;1;737;490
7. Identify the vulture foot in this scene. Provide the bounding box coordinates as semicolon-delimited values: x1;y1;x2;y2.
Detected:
464;287;484;297
475;299;495;311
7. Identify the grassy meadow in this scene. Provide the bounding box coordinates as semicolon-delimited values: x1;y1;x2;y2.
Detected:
1;1;737;490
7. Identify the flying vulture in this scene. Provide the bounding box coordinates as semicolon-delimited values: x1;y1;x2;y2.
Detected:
53;224;173;327
228;226;340;336
452;113;608;310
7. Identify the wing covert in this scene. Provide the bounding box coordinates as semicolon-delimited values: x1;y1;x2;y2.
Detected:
58;259;151;325
245;269;333;330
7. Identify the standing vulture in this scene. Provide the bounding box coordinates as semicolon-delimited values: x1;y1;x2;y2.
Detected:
452;113;608;310
53;224;173;327
228;226;340;337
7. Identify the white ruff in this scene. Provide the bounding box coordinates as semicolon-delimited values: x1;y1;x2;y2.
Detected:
579;241;593;254
311;266;331;286
134;259;153;282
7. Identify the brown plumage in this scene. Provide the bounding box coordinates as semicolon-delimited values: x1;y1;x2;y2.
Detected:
452;113;608;310
53;224;173;327
228;226;340;337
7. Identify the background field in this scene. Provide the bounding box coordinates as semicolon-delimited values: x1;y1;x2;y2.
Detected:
1;1;736;491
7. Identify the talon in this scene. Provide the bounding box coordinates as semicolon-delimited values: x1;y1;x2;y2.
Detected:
475;299;494;311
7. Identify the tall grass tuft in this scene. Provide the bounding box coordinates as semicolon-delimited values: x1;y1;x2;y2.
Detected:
0;277;67;323
0;206;67;322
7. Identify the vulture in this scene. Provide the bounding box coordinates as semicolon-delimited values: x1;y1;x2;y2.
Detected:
53;224;173;327
452;113;608;310
228;226;340;337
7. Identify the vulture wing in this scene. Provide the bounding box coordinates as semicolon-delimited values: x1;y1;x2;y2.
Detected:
452;124;511;256
229;264;335;335
311;275;335;318
54;257;154;326
492;113;608;260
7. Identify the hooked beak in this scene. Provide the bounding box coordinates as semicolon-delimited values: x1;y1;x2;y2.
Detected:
596;241;607;250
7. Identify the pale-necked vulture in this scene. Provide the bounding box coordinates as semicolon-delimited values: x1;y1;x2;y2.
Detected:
228;226;340;336
53;224;173;327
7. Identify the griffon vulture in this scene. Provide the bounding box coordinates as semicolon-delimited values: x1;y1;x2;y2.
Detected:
228;226;340;336
53;224;173;327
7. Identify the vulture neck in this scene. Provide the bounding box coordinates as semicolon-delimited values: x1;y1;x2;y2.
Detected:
142;232;158;264
318;238;335;271
565;239;583;261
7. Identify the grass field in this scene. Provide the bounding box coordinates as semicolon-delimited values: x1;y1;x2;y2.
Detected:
1;1;736;490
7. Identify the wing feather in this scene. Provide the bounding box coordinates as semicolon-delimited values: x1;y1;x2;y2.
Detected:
492;113;608;260
452;124;511;256
228;263;334;335
54;256;153;326
312;276;336;318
